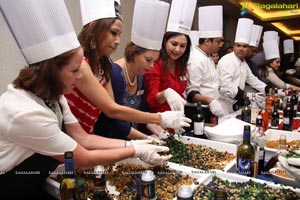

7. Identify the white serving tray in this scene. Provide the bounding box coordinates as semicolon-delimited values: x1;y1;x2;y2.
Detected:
43;158;206;200
264;129;300;162
270;167;300;188
170;136;237;172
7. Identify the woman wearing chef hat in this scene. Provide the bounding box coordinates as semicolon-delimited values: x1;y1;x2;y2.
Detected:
94;0;172;140
258;37;300;91
0;0;172;198
65;0;191;135
144;0;196;123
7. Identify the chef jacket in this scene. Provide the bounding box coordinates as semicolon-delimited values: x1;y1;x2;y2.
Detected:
186;46;220;105
218;52;266;114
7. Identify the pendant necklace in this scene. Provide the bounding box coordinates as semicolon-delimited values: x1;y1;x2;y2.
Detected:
124;63;137;86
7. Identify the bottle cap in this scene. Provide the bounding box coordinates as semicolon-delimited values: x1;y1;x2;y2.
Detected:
177;185;193;198
141;170;155;182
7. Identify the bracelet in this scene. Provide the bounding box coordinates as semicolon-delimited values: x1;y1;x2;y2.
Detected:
124;140;131;148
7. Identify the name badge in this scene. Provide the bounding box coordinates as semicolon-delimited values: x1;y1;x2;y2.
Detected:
137;90;144;96
179;76;187;81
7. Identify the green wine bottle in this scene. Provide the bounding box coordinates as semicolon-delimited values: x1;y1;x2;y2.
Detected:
237;125;255;177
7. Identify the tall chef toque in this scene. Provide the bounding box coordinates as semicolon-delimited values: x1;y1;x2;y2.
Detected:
0;0;80;65
131;0;169;50
263;39;280;61
249;24;263;47
189;30;200;47
283;39;294;54
234;18;253;44
263;31;280;45
80;0;122;26
198;5;223;38
166;0;197;35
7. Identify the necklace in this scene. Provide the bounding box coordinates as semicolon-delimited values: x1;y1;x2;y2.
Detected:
124;63;137;86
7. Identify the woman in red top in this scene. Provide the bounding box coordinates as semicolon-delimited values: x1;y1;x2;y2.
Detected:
144;32;191;113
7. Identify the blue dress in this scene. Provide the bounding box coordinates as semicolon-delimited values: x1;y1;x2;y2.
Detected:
93;63;148;139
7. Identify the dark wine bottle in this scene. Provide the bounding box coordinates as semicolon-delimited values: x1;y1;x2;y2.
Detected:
241;97;251;123
193;101;206;139
237;125;255;177
60;151;76;200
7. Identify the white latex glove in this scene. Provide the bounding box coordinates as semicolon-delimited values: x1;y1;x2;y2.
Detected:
159;111;191;129
163;88;186;112
158;130;171;140
278;155;300;182
131;142;172;165
209;99;225;117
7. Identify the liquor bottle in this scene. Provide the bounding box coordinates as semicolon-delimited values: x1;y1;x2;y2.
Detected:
177;185;193;200
265;88;274;118
263;134;286;173
259;100;269;133
249;93;259;124
291;88;298;118
237;125;255;177
270;104;279;129
60;151;76;200
255;114;263;136
93;165;110;200
297;95;300;118
241;97;251;123
273;88;280;111
141;170;156;200
283;97;293;131
193;101;206;138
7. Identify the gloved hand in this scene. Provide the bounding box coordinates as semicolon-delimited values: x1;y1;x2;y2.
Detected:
163;88;186;112
158;130;171;140
131;141;172;165
209;99;225;117
159;111;191;129
146;135;164;144
278;152;300;182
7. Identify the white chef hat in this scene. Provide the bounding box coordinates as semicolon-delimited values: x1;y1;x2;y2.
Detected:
0;0;80;65
263;31;280;45
249;25;263;47
166;0;197;35
198;6;223;38
283;39;294;54
189;30;200;47
131;0;169;50
234;18;253;44
295;58;300;67
80;0;122;26
263;39;280;60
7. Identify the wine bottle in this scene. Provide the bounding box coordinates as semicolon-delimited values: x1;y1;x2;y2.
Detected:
193;101;206;139
265;88;274;118
273;88;280;111
60;151;76;200
283;97;292;131
141;170;156;200
241;97;251;123
93;165;110;200
249;93;259;124
259;100;269;133
291;88;298;118
237;125;255;177
270;104;279;130
75;178;88;200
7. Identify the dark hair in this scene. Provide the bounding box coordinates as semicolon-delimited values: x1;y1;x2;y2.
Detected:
78;18;116;81
160;32;191;76
198;38;214;45
124;42;148;63
13;47;82;101
257;58;276;79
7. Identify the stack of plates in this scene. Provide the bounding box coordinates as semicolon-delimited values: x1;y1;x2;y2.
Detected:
205;117;255;144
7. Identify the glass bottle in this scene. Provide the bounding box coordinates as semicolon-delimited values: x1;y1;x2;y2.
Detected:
60;151;76;200
141;170;156;200
177;185;193;200
264;134;286;173
283;97;293;131
265;88;274;118
273;88;280;111
241;97;251;123
75;178;88;200
93;165;110;200
291;88;298;118
193;101;206;138
237;125;255;177
259;100;269;133
270;104;279;130
213;189;227;200
249;93;259;124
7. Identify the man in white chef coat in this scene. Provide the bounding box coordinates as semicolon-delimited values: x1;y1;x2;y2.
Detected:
185;5;225;128
218;18;268;114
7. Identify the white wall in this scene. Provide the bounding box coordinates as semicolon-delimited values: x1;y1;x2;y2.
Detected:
0;0;134;94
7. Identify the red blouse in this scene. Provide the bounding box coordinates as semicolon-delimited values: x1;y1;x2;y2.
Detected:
64;57;105;134
144;59;187;113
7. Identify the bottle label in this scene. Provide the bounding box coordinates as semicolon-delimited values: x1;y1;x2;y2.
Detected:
237;158;254;177
194;122;204;135
141;181;156;199
251;110;259;124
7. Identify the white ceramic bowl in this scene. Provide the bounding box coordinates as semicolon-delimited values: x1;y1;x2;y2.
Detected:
270;167;300;188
